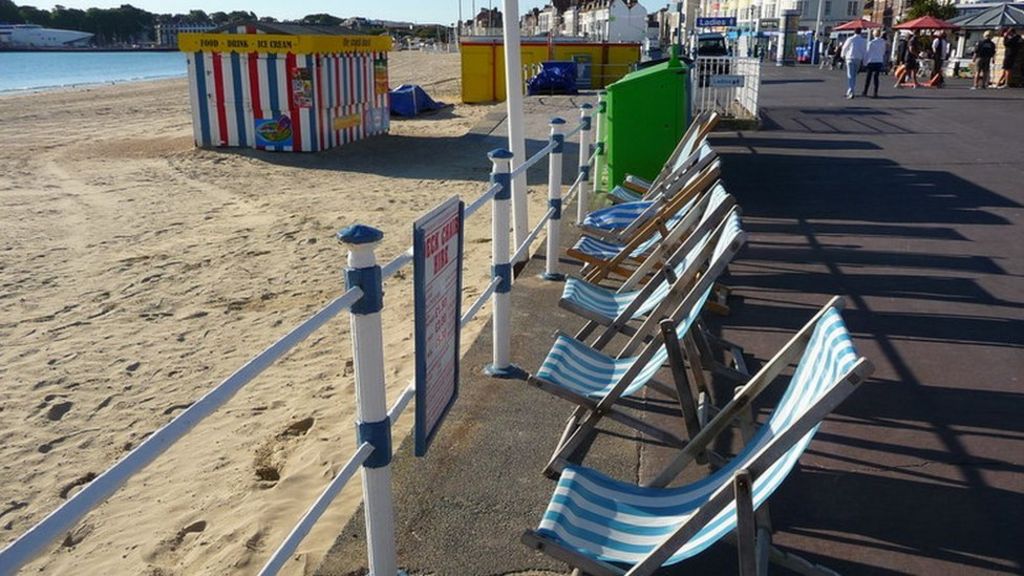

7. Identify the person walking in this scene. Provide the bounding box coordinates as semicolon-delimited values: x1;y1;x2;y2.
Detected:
973;31;997;89
842;29;868;98
863;30;887;97
929;31;949;88
995;27;1022;88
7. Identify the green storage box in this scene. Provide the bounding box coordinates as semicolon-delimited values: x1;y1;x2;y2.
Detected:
600;55;690;191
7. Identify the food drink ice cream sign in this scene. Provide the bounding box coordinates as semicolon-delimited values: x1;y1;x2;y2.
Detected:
413;197;464;456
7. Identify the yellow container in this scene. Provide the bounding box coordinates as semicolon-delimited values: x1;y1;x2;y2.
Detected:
460;37;641;103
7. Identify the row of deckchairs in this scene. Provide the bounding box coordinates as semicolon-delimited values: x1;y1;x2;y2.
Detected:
517;113;876;576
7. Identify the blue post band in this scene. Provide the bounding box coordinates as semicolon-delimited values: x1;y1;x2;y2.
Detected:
345;265;383;315
581;116;591;131
357;417;392;468
493;263;512;293
549;198;562;220
552;133;565;154
579;164;590;180
491;171;511;200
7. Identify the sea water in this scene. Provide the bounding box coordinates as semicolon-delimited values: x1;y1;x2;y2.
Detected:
0;51;187;93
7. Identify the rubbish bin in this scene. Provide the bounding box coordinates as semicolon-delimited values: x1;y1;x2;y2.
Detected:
600;52;690;191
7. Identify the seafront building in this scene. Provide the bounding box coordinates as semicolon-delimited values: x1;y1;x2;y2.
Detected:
154;22;217;48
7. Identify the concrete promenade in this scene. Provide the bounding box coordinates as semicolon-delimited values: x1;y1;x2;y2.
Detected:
318;66;1023;575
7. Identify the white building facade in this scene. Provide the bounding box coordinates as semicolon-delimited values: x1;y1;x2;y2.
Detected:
576;0;649;42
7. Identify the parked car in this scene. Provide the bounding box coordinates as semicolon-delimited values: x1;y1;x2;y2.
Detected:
696;33;731;86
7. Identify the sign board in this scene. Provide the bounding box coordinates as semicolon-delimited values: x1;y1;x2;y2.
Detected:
759;18;779;31
178;33;392;54
696;17;737;27
710;75;745;88
413;197;464;456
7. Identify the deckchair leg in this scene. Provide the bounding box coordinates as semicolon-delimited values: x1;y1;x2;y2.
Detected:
658;320;704;452
554;406;588;459
682;334;715;406
735;385;757;444
734;470;757;576
756;527;771;576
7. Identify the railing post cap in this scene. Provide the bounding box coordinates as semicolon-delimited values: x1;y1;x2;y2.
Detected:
549;117;566;126
580;103;593;110
337;224;384;246
488;148;514;161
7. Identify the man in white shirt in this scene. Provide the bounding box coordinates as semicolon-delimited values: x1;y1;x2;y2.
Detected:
863;29;888;97
842;29;868;98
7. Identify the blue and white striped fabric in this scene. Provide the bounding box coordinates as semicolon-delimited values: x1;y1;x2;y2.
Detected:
563;185;731;322
539;210;741;402
535;308;860;567
583;201;655;230
572;201;693;261
611;186;645;204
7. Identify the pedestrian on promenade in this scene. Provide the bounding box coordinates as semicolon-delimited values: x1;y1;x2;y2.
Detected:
929;31;949;88
995;27;1022;88
973;31;997;89
863;30;887;97
842;29;868;98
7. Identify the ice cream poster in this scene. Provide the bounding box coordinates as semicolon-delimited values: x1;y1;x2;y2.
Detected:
255;114;293;148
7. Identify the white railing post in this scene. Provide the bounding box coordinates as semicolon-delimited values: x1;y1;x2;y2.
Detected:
485;149;516;377
594;92;607;193
576;103;593;225
336;224;398;576
544;117;566;281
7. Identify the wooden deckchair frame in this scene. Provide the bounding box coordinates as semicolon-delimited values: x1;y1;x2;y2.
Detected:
578;148;719;245
531;211;747;476
562;189;737;344
567;161;722;285
522;297;875;576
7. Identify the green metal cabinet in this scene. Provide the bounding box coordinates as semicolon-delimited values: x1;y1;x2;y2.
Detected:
600;55;690;191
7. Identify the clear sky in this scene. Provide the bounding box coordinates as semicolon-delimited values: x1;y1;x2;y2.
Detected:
32;1;658;25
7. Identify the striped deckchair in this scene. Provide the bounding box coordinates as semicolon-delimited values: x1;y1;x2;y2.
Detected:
581;143;718;237
561;183;733;341
523;299;874;576
529;209;746;475
567;161;722;285
608;111;721;204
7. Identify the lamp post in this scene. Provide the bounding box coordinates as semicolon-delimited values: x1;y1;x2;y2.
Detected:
813;0;825;64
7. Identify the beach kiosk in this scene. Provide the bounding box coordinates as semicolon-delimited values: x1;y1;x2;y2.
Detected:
460;37;641;103
179;23;391;152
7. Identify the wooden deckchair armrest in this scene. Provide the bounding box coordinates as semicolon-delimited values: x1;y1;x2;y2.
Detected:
576;224;627;243
622;174;652;194
646;296;847;487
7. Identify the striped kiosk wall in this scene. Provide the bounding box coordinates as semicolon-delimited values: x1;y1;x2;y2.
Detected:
184;35;390;153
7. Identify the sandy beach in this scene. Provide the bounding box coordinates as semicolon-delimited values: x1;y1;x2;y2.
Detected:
0;51;547;575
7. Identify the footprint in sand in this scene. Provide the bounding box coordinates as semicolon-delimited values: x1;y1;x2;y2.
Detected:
253;417;316;486
172;520;207;548
45;400;73;421
59;472;97;499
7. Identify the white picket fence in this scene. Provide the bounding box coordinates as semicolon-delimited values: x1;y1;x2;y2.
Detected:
0;104;601;576
692;56;762;120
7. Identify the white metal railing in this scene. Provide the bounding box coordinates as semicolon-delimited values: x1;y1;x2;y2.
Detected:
0;101;601;576
692;57;762;120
